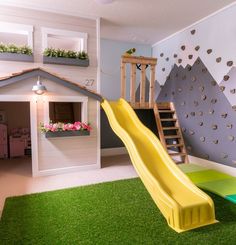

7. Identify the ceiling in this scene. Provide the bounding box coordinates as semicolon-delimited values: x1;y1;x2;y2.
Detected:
1;0;235;45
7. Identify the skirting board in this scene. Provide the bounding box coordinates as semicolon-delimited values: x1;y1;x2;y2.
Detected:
188;155;236;177
101;147;128;157
35;163;100;177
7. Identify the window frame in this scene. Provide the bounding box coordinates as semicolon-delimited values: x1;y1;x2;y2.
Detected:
41;27;88;52
0;21;34;48
43;96;88;125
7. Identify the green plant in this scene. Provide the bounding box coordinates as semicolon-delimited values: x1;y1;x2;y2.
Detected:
78;50;88;60
43;47;88;60
0;43;32;55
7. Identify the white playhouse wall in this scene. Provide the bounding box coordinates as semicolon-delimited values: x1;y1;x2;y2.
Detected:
0;78;98;176
0;6;100;176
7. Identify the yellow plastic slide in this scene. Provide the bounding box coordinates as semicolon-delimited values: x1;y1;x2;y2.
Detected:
101;98;217;232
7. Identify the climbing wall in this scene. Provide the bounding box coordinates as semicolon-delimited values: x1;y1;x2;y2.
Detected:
157;57;236;167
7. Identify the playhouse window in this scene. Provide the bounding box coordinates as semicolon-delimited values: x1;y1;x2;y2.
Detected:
42;27;87;52
49;102;82;124
0;22;33;48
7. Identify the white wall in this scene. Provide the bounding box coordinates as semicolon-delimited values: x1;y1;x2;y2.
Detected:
152;3;236;86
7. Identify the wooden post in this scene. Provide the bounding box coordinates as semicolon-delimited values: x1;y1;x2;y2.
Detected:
121;61;126;99
130;64;136;106
149;64;155;108
140;64;146;107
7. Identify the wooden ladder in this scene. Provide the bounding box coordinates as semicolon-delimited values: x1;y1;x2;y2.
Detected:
153;102;189;164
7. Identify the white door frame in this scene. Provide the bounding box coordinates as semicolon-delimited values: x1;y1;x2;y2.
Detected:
0;95;38;176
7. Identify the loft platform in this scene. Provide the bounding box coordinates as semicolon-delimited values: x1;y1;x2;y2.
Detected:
120;55;157;109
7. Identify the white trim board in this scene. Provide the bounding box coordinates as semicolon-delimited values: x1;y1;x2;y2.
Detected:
152;1;236;47
96;17;101;169
188;155;236;177
36;163;100;177
101;147;128;157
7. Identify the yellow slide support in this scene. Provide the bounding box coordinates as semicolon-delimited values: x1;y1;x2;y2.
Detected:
101;98;217;232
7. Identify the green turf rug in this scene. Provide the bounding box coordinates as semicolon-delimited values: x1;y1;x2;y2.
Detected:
1;178;236;245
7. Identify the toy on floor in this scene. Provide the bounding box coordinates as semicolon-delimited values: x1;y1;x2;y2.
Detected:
179;164;236;204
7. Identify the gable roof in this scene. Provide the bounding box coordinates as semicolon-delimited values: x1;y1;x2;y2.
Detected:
0;67;103;102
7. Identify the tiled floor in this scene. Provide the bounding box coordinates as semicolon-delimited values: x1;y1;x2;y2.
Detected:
0;155;137;214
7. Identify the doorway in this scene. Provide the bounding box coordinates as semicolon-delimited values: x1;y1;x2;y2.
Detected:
0;102;32;176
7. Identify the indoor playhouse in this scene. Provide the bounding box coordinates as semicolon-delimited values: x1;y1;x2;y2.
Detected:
2;54;236;233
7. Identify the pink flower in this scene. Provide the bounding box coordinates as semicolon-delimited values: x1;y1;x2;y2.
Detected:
81;123;92;131
50;123;58;132
63;123;74;131
40;121;92;133
73;121;82;130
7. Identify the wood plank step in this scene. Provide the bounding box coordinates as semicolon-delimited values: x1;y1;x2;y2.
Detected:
155;102;171;110
158;110;175;113
160;118;177;122
162;127;179;130
166;144;183;148
169;152;186;156
164;135;181;139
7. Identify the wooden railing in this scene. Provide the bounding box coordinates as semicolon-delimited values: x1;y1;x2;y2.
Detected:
121;55;157;109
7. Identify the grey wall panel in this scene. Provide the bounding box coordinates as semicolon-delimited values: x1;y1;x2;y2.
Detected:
219;67;236;108
101;108;158;149
157;58;236;167
135;76;162;102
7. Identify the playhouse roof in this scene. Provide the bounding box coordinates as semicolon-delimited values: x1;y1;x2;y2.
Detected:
0;67;103;102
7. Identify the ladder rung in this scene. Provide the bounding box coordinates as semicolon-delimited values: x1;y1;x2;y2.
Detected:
164;135;181;139
166;144;183;148
159;110;175;113
169;153;186;156
160;118;177;122
162;127;179;130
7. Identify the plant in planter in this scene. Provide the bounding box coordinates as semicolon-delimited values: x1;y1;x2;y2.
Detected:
0;43;33;55
40;121;92;138
0;43;33;62
78;50;88;60
43;48;89;67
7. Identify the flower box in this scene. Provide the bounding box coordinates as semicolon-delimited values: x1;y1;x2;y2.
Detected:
43;56;89;67
45;130;90;138
0;53;34;62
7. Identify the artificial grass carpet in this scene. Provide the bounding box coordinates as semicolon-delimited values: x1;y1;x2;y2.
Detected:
1;178;236;245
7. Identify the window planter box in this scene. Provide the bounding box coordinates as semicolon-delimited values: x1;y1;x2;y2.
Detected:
0;53;34;62
43;56;89;67
45;130;90;138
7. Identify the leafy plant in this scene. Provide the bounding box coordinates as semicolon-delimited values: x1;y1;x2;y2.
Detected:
78;51;88;60
0;43;32;55
43;47;88;60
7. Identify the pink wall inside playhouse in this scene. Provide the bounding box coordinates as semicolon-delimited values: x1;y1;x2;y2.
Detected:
0;102;30;133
